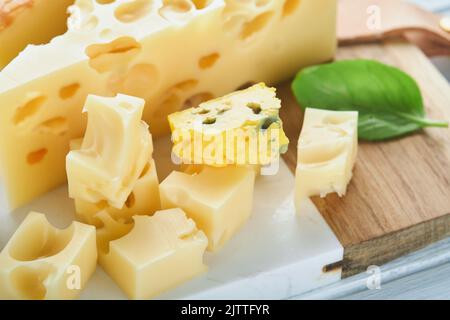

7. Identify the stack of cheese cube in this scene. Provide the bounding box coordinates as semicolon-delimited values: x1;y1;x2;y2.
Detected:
161;83;289;251
65;94;208;300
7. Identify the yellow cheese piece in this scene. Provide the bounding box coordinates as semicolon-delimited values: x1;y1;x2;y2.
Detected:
69;139;161;254
0;0;74;69
0;0;337;208
0;212;97;300
66;94;153;209
100;208;207;300
169;83;289;166
75;159;161;251
295;108;358;207
69;137;161;230
160;166;255;252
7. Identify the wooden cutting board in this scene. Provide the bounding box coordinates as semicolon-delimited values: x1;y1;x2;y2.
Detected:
278;40;450;278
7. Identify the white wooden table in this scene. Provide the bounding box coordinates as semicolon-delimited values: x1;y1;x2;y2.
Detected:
292;0;450;300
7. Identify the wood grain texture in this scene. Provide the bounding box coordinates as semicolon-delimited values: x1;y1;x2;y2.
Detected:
279;41;450;277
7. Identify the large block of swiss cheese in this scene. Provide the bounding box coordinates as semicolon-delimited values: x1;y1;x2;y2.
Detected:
0;0;337;208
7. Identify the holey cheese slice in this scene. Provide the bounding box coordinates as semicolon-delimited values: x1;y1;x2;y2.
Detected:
66;94;153;209
295;108;358;210
0;0;337;208
0;212;97;300
0;0;74;69
169;83;289;166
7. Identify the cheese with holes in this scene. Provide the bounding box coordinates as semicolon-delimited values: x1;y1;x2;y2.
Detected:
0;212;97;300
0;0;337;208
295;108;358;208
0;0;74;69
69;138;161;237
160;166;255;252
100;208;207;300
66;94;153;209
169;83;289;166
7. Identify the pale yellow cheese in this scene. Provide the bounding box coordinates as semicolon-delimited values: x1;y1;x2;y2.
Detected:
169;83;289;166
0;0;337;208
295;108;358;208
0;0;74;69
0;212;97;300
69;137;161;230
160;166;256;252
100;208;207;300
75;159;161;253
66;94;153;209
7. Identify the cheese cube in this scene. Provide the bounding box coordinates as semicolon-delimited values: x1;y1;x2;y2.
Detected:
160;166;256;252
100;208;207;300
0;0;74;69
169;83;289;166
75;159;161;251
66;94;153;209
0;0;337;208
295;108;358;207
0;212;97;300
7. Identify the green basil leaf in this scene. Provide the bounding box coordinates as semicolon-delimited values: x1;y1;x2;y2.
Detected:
291;59;448;141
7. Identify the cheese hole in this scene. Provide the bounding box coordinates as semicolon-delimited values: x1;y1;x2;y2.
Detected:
184;92;214;108
173;79;199;91
298;144;346;165
84;15;99;30
86;37;141;73
191;0;212;9
11;266;53;300
139;162;151;178
199;52;220;69
96;0;115;4
282;0;300;16
78;0;95;12
125;192;136;208
13;95;47;125
203;117;216;125
323;115;352;125
9;222;75;261
261;117;277;130
240;11;274;40
123;63;159;97
247;102;262;114
195;109;210;115
27;148;48;165
160;0;193;17
95;200;109;210
59;83;80;100
100;28;113;38
115;0;152;23
35;117;69;136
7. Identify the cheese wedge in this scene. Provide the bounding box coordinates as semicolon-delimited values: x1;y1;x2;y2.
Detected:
0;212;97;300
169;83;289;166
66;94;152;209
160;165;255;252
295;108;358;209
100;208;208;300
0;0;74;69
0;0;337;208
